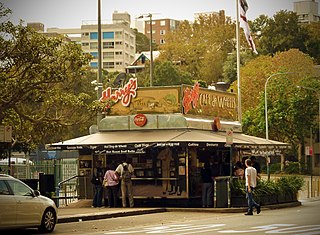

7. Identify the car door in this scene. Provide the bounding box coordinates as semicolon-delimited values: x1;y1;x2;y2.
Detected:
0;180;17;228
7;179;42;226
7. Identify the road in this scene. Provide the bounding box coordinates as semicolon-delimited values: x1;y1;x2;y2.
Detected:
12;200;320;234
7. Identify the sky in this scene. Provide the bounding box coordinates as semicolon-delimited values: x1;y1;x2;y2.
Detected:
1;0;317;30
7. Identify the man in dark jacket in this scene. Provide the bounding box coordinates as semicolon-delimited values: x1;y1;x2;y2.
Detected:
91;160;104;208
201;162;214;208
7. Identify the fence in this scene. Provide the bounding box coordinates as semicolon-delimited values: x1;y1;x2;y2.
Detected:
0;158;80;206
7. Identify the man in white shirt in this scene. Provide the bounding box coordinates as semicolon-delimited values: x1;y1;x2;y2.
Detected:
244;158;261;215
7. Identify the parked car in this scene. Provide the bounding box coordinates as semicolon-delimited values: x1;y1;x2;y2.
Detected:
0;174;57;233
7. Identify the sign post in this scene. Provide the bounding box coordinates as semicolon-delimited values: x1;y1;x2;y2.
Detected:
226;129;233;208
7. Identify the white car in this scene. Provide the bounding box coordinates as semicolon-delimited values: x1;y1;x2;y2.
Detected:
0;174;58;233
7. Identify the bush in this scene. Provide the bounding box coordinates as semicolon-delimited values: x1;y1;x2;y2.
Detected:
276;175;304;195
230;175;304;198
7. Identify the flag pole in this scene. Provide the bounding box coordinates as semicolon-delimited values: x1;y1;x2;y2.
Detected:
236;0;242;123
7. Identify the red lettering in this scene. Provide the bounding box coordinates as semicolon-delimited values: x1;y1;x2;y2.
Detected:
99;78;138;108
182;82;200;114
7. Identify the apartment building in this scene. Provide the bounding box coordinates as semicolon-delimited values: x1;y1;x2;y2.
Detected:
294;0;320;23
46;11;136;73
144;18;180;46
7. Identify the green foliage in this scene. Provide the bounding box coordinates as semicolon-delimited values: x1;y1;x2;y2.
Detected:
133;28;158;52
222;51;256;84
303;22;320;64
152;60;193;86
230;175;304;197
240;49;319;154
253;10;307;55
230;178;246;196
160;13;235;84
276;175;304;195
0;7;98;152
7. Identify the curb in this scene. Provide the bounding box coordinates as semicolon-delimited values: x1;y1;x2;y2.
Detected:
58;208;166;224
57;201;302;224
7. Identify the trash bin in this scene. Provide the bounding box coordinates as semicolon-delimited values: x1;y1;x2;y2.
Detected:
215;177;228;208
39;174;55;197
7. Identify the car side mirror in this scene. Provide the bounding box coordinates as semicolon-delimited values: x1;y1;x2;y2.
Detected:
34;190;41;197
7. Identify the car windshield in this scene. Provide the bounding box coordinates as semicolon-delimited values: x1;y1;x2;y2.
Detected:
7;180;34;196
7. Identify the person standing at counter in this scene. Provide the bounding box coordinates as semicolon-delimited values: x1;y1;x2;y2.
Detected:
201;161;214;208
103;165;119;208
91;160;104;208
115;158;135;208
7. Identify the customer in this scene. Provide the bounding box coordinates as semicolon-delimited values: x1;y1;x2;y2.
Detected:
91;160;104;208
115;158;135;208
103;165;119;208
200;161;214;208
244;158;261;215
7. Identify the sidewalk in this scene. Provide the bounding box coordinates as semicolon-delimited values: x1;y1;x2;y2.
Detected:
57;199;306;224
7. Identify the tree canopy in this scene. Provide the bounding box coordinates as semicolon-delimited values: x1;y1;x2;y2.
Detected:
159;13;235;84
0;4;99;153
239;49;319;157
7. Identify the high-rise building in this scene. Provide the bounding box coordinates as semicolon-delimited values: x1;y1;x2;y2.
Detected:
294;0;320;23
47;11;136;73
144;18;180;46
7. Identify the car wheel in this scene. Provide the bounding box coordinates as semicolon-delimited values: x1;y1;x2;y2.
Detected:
39;208;56;233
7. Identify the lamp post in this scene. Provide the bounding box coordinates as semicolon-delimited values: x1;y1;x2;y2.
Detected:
265;72;293;140
97;0;103;125
137;14;153;87
264;72;292;180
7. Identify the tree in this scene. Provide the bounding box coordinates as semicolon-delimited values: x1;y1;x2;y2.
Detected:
160;13;235;84
134;28;158;53
252;10;307;55
240;49;319;158
222;50;256;84
153;60;193;86
0;5;99;153
303;22;320;64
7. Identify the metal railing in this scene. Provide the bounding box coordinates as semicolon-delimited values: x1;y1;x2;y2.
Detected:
55;175;81;207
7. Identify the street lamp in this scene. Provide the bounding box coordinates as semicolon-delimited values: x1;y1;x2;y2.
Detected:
265;72;293;140
137;14;153;87
264;72;293;180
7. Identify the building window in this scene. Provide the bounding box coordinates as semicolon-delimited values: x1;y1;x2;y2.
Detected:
115;51;122;55
90;32;98;40
82;42;89;47
103;42;114;49
115;62;123;66
90;52;98;58
82;32;89;36
103;52;114;59
103;62;114;68
90;62;98;68
160;39;165;44
115;41;123;45
103;32;114;39
90;42;98;49
160;30;166;35
115;31;122;38
160;20;166;26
